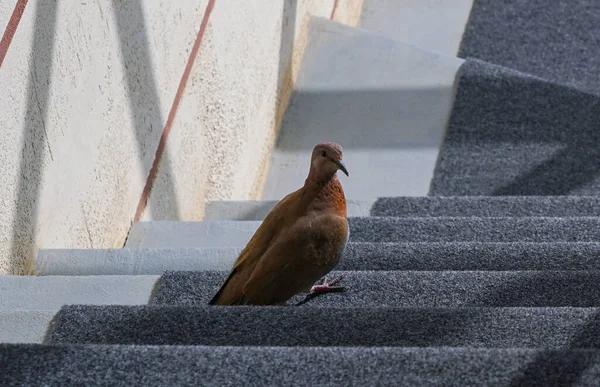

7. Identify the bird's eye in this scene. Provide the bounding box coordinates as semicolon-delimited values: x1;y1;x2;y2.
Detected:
321;151;327;157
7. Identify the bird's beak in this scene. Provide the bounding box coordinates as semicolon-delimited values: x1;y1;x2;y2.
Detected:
336;160;349;177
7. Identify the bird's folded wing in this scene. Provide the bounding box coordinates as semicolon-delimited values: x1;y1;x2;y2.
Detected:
208;194;298;304
242;214;348;304
231;192;297;269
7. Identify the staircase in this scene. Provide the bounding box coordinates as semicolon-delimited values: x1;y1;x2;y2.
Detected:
4;1;600;385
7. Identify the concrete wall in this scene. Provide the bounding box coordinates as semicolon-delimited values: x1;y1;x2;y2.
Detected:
0;0;363;275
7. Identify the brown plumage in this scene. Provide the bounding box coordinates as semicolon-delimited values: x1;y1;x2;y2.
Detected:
209;142;350;306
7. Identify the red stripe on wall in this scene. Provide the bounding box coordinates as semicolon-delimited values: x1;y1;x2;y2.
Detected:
0;0;29;68
132;0;216;223
330;0;339;20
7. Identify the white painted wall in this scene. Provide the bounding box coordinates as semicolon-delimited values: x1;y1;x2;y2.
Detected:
0;0;363;274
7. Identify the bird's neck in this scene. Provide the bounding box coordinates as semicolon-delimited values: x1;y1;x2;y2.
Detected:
302;173;347;217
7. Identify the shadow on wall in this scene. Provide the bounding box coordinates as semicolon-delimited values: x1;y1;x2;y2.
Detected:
113;0;301;217
10;0;187;274
9;0;59;275
273;0;298;147
112;0;180;221
8;0;306;273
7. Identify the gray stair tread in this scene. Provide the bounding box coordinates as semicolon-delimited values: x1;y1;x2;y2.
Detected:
36;247;242;275
429;58;600;196
371;196;600;217
124;221;262;248
37;242;600;275
0;275;158;310
262;18;462;199
3;344;600;386
0;311;57;344
204;200;374;220
432;175;600;198
349;216;600;243
126;217;600;248
459;0;600;95
206;197;600;220
48;305;600;348
153;270;600;308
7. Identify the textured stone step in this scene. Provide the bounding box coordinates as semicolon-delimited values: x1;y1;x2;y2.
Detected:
153;270;600;308
3;344;600;385
0;311;57;344
36;242;600;275
36;247;241;275
204;196;600;220
429;58;600;196
370;196;600;217
125;217;600;248
204;200;374;220
125;221;262;248
48;305;600;349
0;275;158;311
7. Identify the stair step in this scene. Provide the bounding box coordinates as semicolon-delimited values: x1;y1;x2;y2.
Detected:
36;242;600;275
153;270;600;308
0;275;158;311
0;311;57;344
125;221;262;248
460;0;600;95
429;58;600;196
205;196;600;220
262;17;463;199
3;344;600;385
36;247;242;275
125;217;600;248
204;200;374;220
370;196;600;217
48;305;600;348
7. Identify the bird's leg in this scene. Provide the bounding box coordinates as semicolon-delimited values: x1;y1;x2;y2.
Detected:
295;276;345;306
311;276;345;293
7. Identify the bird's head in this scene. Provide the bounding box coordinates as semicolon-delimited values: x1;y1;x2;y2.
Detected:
309;142;348;180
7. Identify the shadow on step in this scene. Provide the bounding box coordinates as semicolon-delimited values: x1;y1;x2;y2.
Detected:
459;0;600;96
149;270;600;308
275;86;453;150
41;269;600;382
429;59;600;196
9;0;58;275
477;271;600;385
510;310;600;386
112;0;181;220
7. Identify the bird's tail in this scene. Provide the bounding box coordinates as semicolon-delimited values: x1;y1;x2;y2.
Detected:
209;292;249;306
208;266;251;305
229;294;250;305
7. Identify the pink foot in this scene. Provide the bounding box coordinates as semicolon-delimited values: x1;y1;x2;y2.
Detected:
295;276;345;306
310;276;345;294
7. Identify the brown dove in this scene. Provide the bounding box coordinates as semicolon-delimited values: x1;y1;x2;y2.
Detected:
209;142;349;306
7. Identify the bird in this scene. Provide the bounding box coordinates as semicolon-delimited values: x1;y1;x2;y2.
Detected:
209;141;350;306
